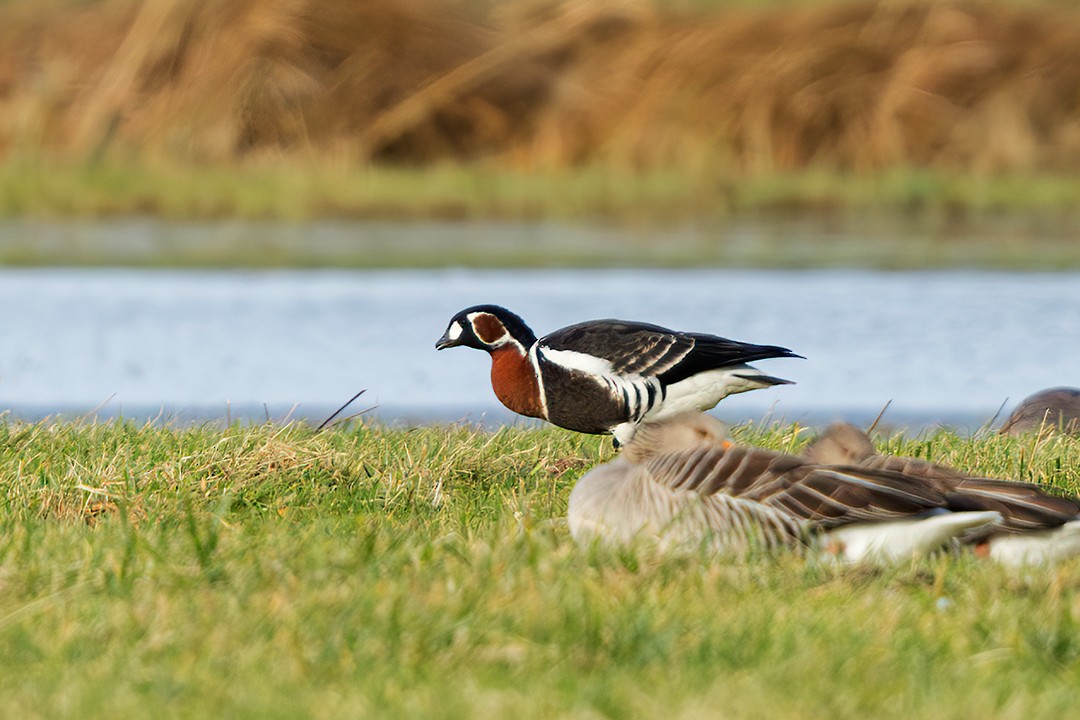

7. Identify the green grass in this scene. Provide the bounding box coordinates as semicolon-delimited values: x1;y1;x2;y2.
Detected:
1;418;1080;718
6;158;1080;222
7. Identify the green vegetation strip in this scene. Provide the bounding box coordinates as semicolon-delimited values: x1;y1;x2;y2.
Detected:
1;419;1079;718
5;161;1080;270
7;161;1080;221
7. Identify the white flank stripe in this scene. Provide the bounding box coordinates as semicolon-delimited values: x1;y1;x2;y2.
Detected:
539;346;614;375
527;344;549;418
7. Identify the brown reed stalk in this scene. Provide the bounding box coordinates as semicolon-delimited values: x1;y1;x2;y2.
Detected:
1;0;1079;174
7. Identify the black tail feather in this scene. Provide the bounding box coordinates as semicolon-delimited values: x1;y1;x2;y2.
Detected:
735;372;795;387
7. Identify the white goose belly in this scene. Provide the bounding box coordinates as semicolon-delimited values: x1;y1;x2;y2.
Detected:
650;366;770;419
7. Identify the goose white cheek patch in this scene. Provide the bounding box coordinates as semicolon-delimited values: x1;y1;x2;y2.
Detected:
447;321;463;341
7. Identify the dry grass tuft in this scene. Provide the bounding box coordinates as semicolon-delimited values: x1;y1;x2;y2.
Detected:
1;0;1080;175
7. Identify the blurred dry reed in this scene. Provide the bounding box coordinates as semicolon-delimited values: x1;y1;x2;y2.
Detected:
2;0;1079;174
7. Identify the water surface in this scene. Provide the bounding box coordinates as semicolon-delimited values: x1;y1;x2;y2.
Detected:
2;267;1077;430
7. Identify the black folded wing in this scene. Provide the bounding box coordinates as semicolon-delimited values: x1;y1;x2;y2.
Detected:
540;320;799;384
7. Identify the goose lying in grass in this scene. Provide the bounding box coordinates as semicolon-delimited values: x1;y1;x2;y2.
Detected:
999;387;1080;437
804;422;1080;566
569;413;1080;566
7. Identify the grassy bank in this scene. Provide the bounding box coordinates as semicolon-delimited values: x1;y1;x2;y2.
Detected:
6;159;1080;221
1;418;1079;718
4;160;1080;270
3;0;1080;227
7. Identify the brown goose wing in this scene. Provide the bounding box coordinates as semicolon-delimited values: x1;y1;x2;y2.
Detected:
946;478;1080;532
642;445;949;529
860;455;1080;532
858;454;965;480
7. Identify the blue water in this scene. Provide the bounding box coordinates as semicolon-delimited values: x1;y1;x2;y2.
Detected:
1;267;1077;429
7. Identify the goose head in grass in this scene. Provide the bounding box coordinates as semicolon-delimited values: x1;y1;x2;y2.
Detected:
1000;387;1080;437
802;422;876;465
620;411;732;463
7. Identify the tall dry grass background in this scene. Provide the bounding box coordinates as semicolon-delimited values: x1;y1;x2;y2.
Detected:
2;0;1080;175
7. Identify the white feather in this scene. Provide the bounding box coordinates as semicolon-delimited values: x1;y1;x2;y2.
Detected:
539;347;614;375
527;344;549;418
988;520;1080;567
824;511;1002;564
644;367;764;420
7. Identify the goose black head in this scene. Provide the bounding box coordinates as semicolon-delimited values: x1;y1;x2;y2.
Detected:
436;304;538;352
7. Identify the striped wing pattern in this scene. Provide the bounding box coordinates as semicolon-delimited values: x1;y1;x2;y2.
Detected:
856;454;965;480
539;320;798;384
567;458;808;552
539;320;694;377
805;424;1080;535
858;454;1080;533
641;443;1080;537
643;445;950;530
